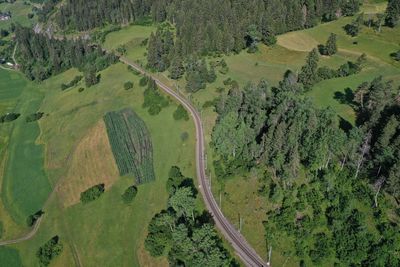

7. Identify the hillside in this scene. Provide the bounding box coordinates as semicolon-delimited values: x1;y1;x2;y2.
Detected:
0;0;399;266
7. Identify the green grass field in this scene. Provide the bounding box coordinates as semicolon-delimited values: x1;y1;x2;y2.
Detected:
0;246;22;267
1;63;195;267
0;0;34;29
0;69;50;241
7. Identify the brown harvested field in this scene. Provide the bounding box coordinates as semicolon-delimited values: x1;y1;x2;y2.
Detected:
57;120;119;207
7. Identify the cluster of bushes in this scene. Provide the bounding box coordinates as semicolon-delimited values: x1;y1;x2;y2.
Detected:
211;59;229;75
0;112;20;123
391;50;400;61
60;75;82;90
26;112;44;122
142;77;169;116
80;184;105;204
185;59;216;93
318;33;337;56
173;104;189;121
121;185;138;204
317;53;366;80
298;48;366;90
36;236;63;266
84;67;101;87
124;81;134;90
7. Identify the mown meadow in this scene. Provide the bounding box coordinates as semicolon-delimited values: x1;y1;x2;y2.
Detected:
0;62;196;267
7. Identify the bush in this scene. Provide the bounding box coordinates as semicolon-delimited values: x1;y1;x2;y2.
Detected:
26;112;44;122
143;79;169;116
180;132;189;142
121;185;138;204
61;75;83;91
37;236;63;266
124;81;134;90
139;76;149;87
173;104;189;121
26;210;44;227
84;69;100;87
0;113;20;123
78;87;85;92
0;29;9;38
317;67;338;80
390;50;400;61
343;23;359;37
80;184;105;203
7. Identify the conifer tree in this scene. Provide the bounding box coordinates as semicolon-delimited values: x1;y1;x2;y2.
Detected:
169;56;185;80
385;0;400;27
298;48;320;89
325;33;337;56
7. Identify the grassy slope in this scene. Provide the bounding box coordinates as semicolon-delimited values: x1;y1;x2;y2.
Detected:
0;0;34;29
8;63;195;267
0;69;50;242
1;2;398;266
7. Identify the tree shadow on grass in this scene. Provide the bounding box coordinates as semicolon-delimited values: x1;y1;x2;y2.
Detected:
334;87;355;105
339;116;353;133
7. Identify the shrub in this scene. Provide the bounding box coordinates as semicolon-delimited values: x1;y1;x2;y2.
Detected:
317;67;338;80
61;75;83;90
343;23;359;37
139;76;149;87
84;69;99;87
223;78;233;85
143;79;169;116
0;113;20;123
0;221;3;239
80;184;105;203
78;87;85;92
173;104;189;121
26;210;44;227
216;87;225;93
121;185;138;204
390;50;400;61
180;132;189;142
37;236;63;266
26;112;44;122
124;81;134;90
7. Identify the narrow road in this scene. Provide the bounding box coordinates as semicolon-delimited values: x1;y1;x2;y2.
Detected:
120;57;269;267
0;217;43;246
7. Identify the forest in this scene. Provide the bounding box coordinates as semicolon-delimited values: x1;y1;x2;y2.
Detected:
145;166;237;266
50;0;361;55
14;26;118;81
211;59;400;264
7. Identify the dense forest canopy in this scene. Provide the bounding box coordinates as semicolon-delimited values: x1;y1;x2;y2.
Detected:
55;0;152;31
15;26;118;81
51;0;361;56
211;71;400;265
212;73;400;198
